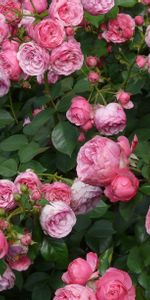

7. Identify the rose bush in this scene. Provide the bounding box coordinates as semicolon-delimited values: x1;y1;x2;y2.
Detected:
0;0;150;299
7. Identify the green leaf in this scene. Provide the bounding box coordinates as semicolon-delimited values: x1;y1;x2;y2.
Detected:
116;0;138;7
0;260;7;275
0;134;28;152
140;184;150;196
84;12;104;28
127;246;143;274
51;122;78;156
19;160;46;173
19;142;48;163
0;109;14;128
99;247;113;275
0;159;17;177
87;201;109;219
24;272;50;291
32;284;51;300
138;272;150;290
73;79;90;93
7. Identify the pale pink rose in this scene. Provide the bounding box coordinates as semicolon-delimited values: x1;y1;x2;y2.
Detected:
0;180;17;211
88;71;100;83
0;13;10;44
117;136;131;158
0;0;22;23
47;69;60;84
86;56;97;67
14;169;42;201
96;267;135;300
136;55;147;68
102;14;135;43
7;242;32;271
94;103;126;135
54;284;97;300
33;19;65;50
134;16;144;26
77;136;124;186
23;116;31;127
104;168;139;203
145;207;150;235
62;252;98;285
22;0;48;13
50;39;84;76
0;230;8;259
0;265;15;292
0;49;22;81
40;202;76;238
49;0;83;27
66;96;93;129
32;106;44;117
145;26;150;48
0;68;10;97
17;41;50;76
18;9;35;28
116;90;134;109
71;179;102;215
81;0;114;16
41;182;72;206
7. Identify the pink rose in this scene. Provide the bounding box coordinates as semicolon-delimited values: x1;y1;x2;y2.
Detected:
94;103;127;135
102;14;135;43
7;242;32;271
0;230;8;259
142;0;150;4
18;9;35;29
66;96;93;129
81;0;114;16
88;71;100;83
145;25;150;47
96;268;135;300
104;168;139;203
0;180;17;211
14;169;42;201
62;252;98;285
17;41;50;76
41;182;72;205
0;49;22;81
2;39;20;51
22;0;48;13
54;284;97;300
0;265;15;292
49;0;83;27
77;136;125;186
86;56;97;67
8;255;32;271
0;0;21;23
116;90;134;109
136;55;147;68
0;68;10;97
134;16;144;26
21;232;32;246
0;13;10;44
33;19;65;50
48;69;60;84
40;202;76;238
145;206;150;235
50;39;84;76
71;179;102;215
117;136;131;158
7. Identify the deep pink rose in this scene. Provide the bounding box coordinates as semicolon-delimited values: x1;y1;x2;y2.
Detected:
14;169;42;201
145;25;150;48
33;19;65;50
0;180;17;211
135;16;144;26
145;206;150;235
0;49;22;81
0;265;15;292
17;41;50;76
96;267;135;300
0;13;10;44
54;284;97;300
62;252;98;285
49;0;83;27
22;0;48;13
50;39;84;76
77;136;125;186
81;0;114;16
104;168;139;203
41;182;72;205
0;0;21;23
40;202;76;238
0;68;10;97
71;179;102;215
8;255;32;271
116;90;133;109
0;230;8;259
136;55;147;68
2;39;20;51
66;96;93;129
94;103;127;135
7;242;32;271
102;14;135;43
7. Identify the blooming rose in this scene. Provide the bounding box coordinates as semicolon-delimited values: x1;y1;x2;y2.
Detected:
22;0;48;13
71;179;102;215
102;14;135;43
94;103;127;135
49;0;83;27
0;265;15;292
17;41;50;76
33;19;65;50
77;136;125;186
0;49;22;81
0;0;21;23
104;168;139;202
0;230;8;259
145;206;150;235
136;55;147;68
0;13;9;44
0;68;10;97
7;242;32;271
81;0;114;16
14;169;42;201
116;90;134;109
40;202;76;238
62;252;98;285
145;25;150;48
54;284;97;300
96;268;135;300
8;255;32;271
66;96;93;129
0;180;17;211
50;39;84;76
41;182;72;205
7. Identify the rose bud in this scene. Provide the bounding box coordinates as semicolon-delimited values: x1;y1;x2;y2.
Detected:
136;55;147;68
135;16;144;26
88;71;100;83
86;56;97;68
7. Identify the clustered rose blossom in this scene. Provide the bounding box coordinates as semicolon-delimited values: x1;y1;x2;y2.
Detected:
53;252;135;300
0;180;18;211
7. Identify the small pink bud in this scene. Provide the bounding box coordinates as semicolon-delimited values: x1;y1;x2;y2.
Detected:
107;44;112;53
86;56;97;68
135;16;144;26
78;132;86;143
88;71;100;84
136;55;147;68
66;27;74;36
123;28;133;39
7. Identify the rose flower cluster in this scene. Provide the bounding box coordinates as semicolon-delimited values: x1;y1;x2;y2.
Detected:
53;252;135;300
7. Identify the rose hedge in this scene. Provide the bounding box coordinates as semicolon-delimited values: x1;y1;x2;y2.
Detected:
0;0;150;299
